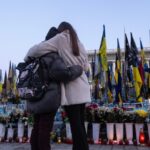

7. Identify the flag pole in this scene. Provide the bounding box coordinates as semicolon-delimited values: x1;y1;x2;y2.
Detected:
123;27;128;102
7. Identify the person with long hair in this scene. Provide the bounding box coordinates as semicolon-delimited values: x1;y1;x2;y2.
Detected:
24;22;91;150
24;27;83;150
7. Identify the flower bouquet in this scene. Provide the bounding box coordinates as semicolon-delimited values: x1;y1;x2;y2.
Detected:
96;107;107;123
105;108;114;142
105;107;125;143
134;109;148;123
85;103;99;123
133;109;148;145
85;103;100;144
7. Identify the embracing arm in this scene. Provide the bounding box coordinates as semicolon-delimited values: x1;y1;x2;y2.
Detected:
24;34;61;62
48;55;83;82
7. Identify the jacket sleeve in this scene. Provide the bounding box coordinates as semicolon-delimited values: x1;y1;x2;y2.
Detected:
48;56;83;82
24;34;61;62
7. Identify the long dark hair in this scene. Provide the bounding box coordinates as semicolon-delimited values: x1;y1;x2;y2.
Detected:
58;22;80;56
45;27;59;41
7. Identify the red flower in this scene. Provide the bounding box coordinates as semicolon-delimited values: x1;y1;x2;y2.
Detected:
86;103;99;110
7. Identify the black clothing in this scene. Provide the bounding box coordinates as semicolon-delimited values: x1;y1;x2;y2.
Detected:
27;52;83;114
64;104;89;150
30;112;56;150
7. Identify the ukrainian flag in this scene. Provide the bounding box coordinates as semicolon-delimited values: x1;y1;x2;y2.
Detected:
99;25;108;71
115;54;122;104
130;33;143;102
133;66;143;102
107;67;113;103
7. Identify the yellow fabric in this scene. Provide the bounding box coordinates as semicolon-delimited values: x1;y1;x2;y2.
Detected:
99;38;108;71
117;41;121;71
114;59;121;84
114;69;118;84
115;55;122;104
116;59;121;72
107;89;113;103
0;83;2;93
118;93;123;105
133;67;143;102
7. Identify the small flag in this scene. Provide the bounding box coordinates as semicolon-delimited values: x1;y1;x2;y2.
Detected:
99;25;108;71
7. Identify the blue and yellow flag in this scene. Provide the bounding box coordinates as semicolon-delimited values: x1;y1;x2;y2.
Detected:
130;33;143;102
12;64;17;95
117;38;121;71
93;50;100;78
2;72;7;97
140;39;146;67
115;71;122;104
7;61;13;92
114;50;122;104
115;39;121;81
107;67;113;103
132;66;143;102
99;25;108;71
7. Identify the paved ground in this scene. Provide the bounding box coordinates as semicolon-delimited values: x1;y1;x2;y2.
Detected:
0;143;149;150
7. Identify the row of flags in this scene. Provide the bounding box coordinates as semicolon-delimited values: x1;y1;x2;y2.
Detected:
0;26;150;105
0;62;19;103
89;25;150;104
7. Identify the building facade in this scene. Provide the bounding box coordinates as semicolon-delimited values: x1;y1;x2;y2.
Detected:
87;47;150;64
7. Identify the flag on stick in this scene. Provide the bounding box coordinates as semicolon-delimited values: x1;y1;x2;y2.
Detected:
117;38;121;71
107;67;113;103
125;33;131;66
140;39;146;67
99;25;108;71
114;39;123;104
130;33;143;102
93;50;100;78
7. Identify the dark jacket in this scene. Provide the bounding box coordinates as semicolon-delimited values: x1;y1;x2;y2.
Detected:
27;52;82;114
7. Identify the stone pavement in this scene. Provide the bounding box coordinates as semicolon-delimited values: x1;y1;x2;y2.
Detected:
0;143;149;150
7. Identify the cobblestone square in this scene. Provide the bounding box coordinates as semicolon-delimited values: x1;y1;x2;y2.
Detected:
0;143;149;150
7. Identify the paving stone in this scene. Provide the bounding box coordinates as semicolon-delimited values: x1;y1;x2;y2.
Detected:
124;145;138;150
0;143;149;150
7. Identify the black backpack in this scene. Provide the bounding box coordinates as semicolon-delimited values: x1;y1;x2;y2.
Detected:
16;56;48;102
